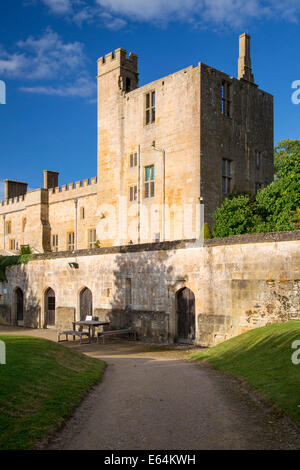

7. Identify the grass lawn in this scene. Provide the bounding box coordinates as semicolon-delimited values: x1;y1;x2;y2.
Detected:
0;335;105;450
189;321;300;423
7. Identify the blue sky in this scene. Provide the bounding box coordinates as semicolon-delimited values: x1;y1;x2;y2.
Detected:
0;0;300;197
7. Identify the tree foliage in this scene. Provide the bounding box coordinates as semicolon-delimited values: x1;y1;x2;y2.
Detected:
212;139;300;237
274;139;300;178
0;255;32;282
212;195;256;237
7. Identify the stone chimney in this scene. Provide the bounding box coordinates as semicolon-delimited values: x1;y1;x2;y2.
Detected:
44;170;59;190
4;180;28;199
238;33;254;83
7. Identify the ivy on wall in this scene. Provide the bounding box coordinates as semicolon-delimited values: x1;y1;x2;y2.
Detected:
0;255;32;282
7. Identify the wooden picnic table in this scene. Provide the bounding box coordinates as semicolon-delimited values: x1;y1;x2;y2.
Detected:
72;320;110;339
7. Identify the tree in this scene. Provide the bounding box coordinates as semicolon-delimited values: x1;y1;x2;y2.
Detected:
212;139;300;237
290;208;300;229
274;139;300;179
212;194;256;238
256;142;300;231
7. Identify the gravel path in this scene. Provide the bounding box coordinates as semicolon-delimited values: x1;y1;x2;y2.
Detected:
1;327;298;450
46;344;300;450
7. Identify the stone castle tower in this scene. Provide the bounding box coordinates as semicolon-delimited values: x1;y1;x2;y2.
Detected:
0;34;273;253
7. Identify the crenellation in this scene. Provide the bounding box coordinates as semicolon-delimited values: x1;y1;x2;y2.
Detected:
0;33;292;347
47;177;97;200
98;48;138;78
0;193;26;207
1;33;274;261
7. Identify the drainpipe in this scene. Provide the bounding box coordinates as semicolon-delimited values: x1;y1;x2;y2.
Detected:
3;215;6;250
74;199;78;251
152;143;166;242
162;149;166;242
138;145;141;244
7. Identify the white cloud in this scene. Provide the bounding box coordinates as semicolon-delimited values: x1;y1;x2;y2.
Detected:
25;0;300;29
0;29;95;99
20;76;95;97
41;0;73;15
99;11;127;29
0;29;86;80
96;0;199;22
91;0;300;27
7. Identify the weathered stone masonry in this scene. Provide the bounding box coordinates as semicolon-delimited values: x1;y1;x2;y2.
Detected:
1;231;299;346
0;33;274;251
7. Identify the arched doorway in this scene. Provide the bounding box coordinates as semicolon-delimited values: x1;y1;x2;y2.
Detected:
80;287;93;320
176;287;195;343
15;288;24;323
45;288;56;327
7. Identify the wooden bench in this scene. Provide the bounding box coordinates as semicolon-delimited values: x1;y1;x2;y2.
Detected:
57;330;90;344
97;327;136;344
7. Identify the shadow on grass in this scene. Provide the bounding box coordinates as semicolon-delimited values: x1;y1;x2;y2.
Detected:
0;335;105;450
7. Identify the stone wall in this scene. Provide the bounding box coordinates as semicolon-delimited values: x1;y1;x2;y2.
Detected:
200;62;274;224
0;36;273;252
1;231;299;346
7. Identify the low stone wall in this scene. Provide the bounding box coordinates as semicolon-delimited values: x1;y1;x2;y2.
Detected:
56;307;76;331
1;231;299;346
94;308;169;343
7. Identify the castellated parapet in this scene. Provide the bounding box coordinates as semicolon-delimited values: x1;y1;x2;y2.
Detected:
49;177;97;200
0;176;98;254
1;33;274;255
97;48;138;76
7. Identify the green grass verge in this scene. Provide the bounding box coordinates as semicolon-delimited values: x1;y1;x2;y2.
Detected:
0;335;106;450
189;321;300;423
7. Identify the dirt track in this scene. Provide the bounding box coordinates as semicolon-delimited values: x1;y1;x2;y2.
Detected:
1;326;299;450
47;344;300;450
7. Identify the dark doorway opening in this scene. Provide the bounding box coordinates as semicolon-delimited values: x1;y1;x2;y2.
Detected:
80;287;93;320
15;288;24;322
176;287;195;344
45;288;56;326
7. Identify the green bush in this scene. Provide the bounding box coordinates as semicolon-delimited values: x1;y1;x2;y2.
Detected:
202;223;212;239
255;146;300;232
20;245;31;255
211;139;300;237
212;194;256;238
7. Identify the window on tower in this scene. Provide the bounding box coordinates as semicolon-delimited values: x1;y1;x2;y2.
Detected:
222;159;232;194
67;232;74;251
145;91;155;125
221;81;232;117
145;165;155;198
130;153;138;168
52;234;58;252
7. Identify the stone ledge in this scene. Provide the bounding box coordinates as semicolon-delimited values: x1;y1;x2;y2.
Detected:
204;230;300;247
30;230;300;261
